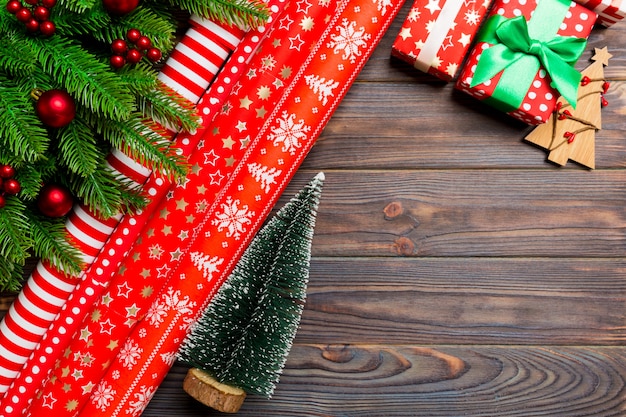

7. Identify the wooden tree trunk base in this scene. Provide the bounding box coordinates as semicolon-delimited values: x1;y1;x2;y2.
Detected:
183;368;247;413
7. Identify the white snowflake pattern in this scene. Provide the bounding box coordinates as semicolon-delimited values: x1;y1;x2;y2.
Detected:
163;287;195;315
127;385;157;416
190;251;224;281
160;351;177;366
118;339;143;369
267;111;311;155
91;381;116;411
145;298;168;327
408;6;421;21
464;8;482;25
212;196;255;239
327;18;371;64
373;0;393;15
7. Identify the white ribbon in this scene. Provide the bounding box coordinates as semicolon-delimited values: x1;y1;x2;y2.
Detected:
414;0;464;72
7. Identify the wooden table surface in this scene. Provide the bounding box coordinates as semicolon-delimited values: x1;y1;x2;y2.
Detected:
3;2;625;416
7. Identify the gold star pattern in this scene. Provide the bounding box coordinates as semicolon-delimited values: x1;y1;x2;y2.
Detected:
280;66;292;79
190;163;202;175
175;198;189;211
107;339;119;350
222;136;236;149
141;286;153;298
65;399;79;411
186;214;196;223
159;207;170;219
161;225;172;236
239;96;253;109
63;384;72;393
91;309;101;322
140;268;151;278
272;38;281;47
225;156;236;167
256;106;267;118
257;85;271;100
197;184;207;195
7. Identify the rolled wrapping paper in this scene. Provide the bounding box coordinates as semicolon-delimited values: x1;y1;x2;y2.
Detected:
80;1;405;416
574;0;624;26
23;1;333;415
0;18;249;417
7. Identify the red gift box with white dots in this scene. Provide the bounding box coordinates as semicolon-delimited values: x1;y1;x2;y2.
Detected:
455;0;597;125
391;0;492;81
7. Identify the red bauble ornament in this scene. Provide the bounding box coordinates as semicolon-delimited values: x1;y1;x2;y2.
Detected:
39;20;55;36
102;0;139;15
146;47;162;62
33;5;50;21
37;184;74;217
110;54;126;68
126;48;142;64
16;7;32;22
135;35;151;50
126;28;141;43
6;0;22;14
41;0;56;7
0;195;5;209
3;179;21;196
25;18;40;32
0;165;16;179
24;0;38;4
35;89;76;128
111;39;127;54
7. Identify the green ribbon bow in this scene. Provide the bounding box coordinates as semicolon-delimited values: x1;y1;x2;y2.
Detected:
471;15;587;108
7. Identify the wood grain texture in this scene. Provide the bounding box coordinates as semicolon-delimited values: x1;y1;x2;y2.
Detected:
144;345;626;416
2;2;625;415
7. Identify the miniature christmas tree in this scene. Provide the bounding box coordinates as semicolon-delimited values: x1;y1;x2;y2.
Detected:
525;47;612;169
0;0;268;290
178;172;325;413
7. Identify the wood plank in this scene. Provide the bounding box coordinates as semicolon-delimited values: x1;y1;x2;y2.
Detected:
296;257;626;345
302;81;626;169
144;345;626;416
282;170;626;258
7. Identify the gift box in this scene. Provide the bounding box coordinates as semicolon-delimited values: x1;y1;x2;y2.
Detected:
391;0;492;81
455;0;597;125
575;0;624;26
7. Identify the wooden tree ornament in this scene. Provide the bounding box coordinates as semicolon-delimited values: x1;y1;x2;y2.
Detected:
525;47;612;169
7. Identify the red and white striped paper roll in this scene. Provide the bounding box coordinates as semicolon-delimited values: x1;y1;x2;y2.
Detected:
0;16;245;404
575;0;625;26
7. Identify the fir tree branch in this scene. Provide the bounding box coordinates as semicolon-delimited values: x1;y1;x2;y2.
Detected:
70;161;131;218
0;256;23;292
0;30;37;78
52;5;112;37
117;63;159;96
30;36;136;121
0;197;33;265
55;117;103;177
29;214;84;277
171;0;269;28
57;0;97;13
138;81;200;132
0;75;50;162
100;116;188;180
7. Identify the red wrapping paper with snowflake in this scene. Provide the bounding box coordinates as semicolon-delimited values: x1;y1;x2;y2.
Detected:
455;0;597;125
391;0;492;81
574;0;625;26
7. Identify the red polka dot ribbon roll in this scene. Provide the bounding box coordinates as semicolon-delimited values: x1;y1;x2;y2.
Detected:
0;17;250;417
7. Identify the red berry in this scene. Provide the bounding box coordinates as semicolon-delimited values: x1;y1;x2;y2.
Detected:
41;0;56;7
111;39;128;55
25;18;39;32
110;54;126;68
146;47;162;62
126;28;141;43
3;179;21;195
24;0;38;5
126;48;142;64
6;0;22;14
135;35;151;50
16;7;32;22
33;5;50;21
102;0;139;15
39;20;55;36
0;165;15;179
0;195;5;209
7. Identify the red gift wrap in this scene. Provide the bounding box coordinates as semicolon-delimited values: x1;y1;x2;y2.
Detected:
392;0;492;81
455;0;596;125
574;0;625;26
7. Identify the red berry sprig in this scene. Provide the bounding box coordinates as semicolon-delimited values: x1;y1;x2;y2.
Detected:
110;28;162;68
6;0;56;36
0;164;21;209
